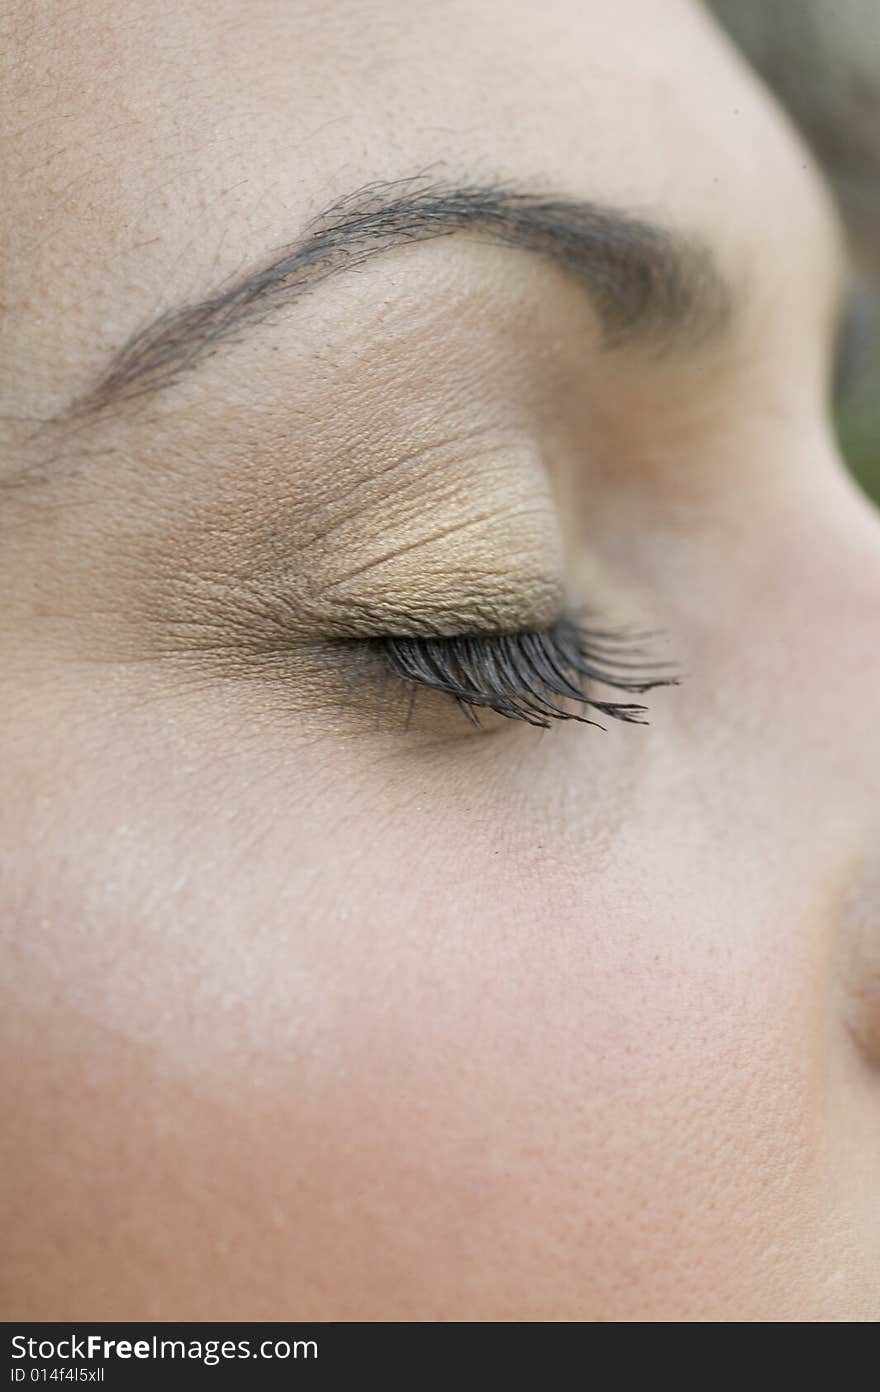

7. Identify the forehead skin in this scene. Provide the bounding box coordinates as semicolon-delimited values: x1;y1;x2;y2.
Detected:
3;0;880;1322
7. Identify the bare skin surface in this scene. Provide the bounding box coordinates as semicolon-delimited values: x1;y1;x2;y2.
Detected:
1;0;879;1319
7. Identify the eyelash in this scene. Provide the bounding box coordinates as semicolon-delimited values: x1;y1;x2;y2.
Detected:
362;617;677;729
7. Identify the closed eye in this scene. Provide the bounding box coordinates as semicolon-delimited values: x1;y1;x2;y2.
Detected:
358;616;678;729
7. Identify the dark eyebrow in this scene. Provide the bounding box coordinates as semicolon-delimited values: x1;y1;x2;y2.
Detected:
75;175;733;416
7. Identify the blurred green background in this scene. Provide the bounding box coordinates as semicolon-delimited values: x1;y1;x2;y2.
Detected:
837;332;880;504
708;0;879;507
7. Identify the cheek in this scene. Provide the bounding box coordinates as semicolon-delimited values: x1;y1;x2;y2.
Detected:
269;839;826;1321
2;711;841;1320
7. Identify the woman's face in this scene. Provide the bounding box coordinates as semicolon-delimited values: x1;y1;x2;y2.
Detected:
3;0;879;1320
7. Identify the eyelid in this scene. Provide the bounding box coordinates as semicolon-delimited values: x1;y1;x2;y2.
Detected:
357;617;678;730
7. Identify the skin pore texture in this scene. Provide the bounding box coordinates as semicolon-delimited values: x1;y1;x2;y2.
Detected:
1;0;879;1321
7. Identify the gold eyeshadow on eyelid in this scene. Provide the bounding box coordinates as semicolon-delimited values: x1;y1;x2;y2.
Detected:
272;439;568;639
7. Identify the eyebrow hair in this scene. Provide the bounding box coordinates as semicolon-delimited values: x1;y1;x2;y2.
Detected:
75;174;733;416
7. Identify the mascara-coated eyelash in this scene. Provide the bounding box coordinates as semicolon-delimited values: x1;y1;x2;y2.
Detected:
367;617;677;728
